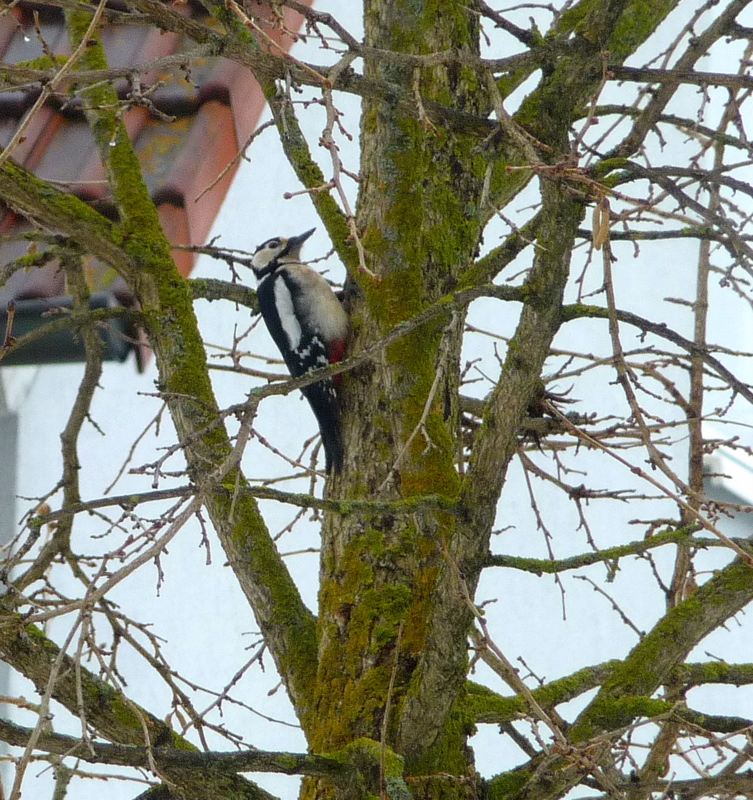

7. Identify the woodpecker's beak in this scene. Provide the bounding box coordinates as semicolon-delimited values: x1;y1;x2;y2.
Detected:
289;228;316;249
284;228;316;262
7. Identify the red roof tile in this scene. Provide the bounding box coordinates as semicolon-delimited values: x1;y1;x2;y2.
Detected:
0;0;310;368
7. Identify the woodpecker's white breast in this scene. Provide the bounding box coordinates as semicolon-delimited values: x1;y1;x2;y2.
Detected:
272;275;303;351
276;264;348;347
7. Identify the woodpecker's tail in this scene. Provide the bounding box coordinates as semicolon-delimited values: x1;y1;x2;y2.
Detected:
302;382;343;473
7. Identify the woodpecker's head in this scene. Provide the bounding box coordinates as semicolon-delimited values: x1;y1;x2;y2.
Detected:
251;228;315;279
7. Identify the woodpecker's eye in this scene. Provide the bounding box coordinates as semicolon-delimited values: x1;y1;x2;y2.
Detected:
254;238;281;255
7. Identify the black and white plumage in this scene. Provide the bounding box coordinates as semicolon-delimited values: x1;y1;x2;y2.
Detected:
250;228;349;472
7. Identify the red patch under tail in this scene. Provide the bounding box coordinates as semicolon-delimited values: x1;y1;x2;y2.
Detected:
329;340;346;390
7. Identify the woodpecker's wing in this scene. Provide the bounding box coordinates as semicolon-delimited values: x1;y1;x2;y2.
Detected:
256;267;335;379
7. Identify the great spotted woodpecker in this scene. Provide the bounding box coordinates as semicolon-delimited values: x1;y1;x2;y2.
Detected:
250;228;349;472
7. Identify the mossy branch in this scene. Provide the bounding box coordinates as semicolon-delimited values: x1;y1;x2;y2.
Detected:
485;529;736;575
190;277;259;311
674;661;753;687
0;617;277;800
64;4;320;727
35;485;461;523
570;554;753;741
0;620;170;745
463;211;542;286
0;158;133;276
468;662;753;725
0;715;350;782
466;662;620;723
65;6;174;281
